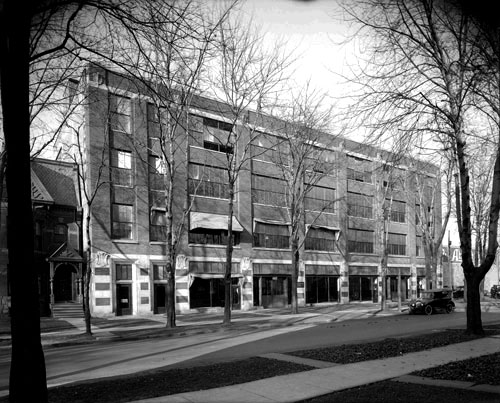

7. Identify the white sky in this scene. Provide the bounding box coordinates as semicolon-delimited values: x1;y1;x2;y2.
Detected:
238;0;355;99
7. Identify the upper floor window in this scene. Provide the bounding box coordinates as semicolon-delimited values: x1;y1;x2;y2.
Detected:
416;235;423;257
387;232;406;255
198;117;235;154
53;223;67;245
110;94;131;133
305;186;335;214
252;174;287;207
188;163;228;199
347;155;372;183
111;149;132;187
150;208;166;242
189;229;240;246
347;228;374;254
253;221;289;249
347;192;373;219
34;221;43;250
149;155;166;191
305;227;338;251
112;203;134;240
386;199;406;223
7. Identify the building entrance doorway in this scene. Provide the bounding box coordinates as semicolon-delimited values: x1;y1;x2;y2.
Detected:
116;284;132;316
154;284;167;314
53;264;77;302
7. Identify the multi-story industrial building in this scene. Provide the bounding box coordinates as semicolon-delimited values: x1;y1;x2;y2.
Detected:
0;64;443;317
72;65;442;316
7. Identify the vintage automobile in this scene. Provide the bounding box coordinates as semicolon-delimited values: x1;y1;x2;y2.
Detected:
408;289;455;315
452;286;464;299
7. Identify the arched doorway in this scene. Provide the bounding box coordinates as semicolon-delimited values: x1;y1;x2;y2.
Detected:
53;264;78;302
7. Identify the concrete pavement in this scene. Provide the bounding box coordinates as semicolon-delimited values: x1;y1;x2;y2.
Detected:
129;335;500;403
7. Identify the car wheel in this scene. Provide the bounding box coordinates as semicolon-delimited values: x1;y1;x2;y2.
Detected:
424;305;433;315
445;303;454;314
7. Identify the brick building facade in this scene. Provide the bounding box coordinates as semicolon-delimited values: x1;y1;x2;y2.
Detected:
69;65;442;317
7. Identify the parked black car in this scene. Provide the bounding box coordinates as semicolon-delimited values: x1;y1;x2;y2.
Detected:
408;289;455;315
491;285;500;299
452;286;464;299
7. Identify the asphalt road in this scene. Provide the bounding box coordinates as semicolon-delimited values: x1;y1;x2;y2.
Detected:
0;310;499;393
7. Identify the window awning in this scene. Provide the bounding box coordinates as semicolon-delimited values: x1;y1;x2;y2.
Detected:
190;212;244;232
253;218;291;227
190;273;243;279
306;224;341;240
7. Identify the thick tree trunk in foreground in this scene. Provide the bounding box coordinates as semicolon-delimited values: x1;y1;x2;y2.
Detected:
0;1;48;401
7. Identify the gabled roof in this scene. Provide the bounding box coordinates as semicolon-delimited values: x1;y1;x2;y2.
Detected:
46;242;83;263
31;159;79;207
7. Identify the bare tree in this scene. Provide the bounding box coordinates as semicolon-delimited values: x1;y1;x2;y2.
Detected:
208;16;293;324
341;0;500;335
108;0;239;328
268;84;336;314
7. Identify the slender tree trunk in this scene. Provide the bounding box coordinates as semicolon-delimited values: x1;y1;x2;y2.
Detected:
165;208;176;328
84;214;92;335
290;236;299;314
1;1;48;400
223;186;235;325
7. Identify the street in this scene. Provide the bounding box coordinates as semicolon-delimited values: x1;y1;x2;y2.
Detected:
1;309;499;394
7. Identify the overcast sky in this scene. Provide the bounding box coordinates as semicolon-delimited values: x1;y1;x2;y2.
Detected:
239;0;354;98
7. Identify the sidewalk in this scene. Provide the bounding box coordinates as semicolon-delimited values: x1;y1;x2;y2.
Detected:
129;335;500;403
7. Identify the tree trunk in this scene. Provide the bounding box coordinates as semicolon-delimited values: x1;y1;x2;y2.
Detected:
464;268;484;335
84;214;92;335
165;260;176;328
1;1;48;400
223;187;235;325
290;237;299;314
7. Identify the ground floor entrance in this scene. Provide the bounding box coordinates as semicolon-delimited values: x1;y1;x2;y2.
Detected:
154;284;167;314
349;276;378;302
116;283;132;316
305;275;339;304
253;275;292;308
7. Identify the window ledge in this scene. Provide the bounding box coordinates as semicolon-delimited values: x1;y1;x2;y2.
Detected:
189;244;241;249
190;195;229;201
150;241;166;245
112;240;139;244
252;247;290;252
305;250;339;254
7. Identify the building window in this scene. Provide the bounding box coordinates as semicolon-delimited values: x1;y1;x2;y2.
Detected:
110;94;131;133
35;221;43;250
347;229;374;254
53;223;67;244
116;264;132;280
191;117;234;154
305;186;335;214
253;221;289;249
149;155;165;191
112;203;134;240
252;174;287;207
111;149;132;186
386;199;406;223
150;209;166;242
347;192;373;219
189;229;240;245
347;155;372;183
153;264;168;280
387;233;406;255
305;227;337;251
416;235;423;257
188;163;228;199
